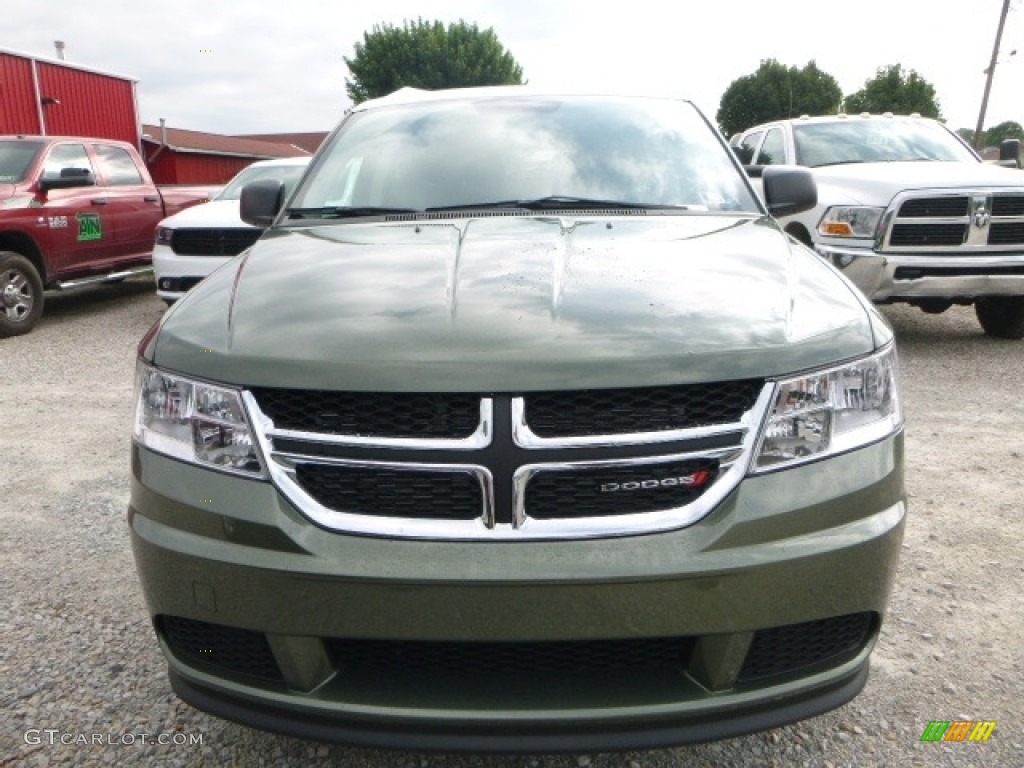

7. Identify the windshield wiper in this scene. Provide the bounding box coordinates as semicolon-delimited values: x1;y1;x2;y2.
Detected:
812;160;867;168
426;196;685;212
287;206;420;220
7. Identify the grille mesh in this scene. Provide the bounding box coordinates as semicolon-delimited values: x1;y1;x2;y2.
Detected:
160;616;283;682
889;223;966;247
253;390;481;438
989;222;1024;245
526;459;718;519
738;612;873;681
328;636;693;674
992;196;1024;216
524;381;762;437
295;464;483;519
897;197;967;217
171;228;263;256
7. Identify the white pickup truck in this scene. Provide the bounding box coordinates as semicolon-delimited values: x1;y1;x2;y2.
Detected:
732;114;1024;338
153;156;310;303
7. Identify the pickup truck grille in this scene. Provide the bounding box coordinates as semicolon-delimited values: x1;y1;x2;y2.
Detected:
170;228;263;256
885;191;1024;249
246;381;771;540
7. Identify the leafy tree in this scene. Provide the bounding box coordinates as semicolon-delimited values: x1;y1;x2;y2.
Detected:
982;120;1024;147
843;64;941;118
716;59;842;137
956;128;977;145
344;19;524;104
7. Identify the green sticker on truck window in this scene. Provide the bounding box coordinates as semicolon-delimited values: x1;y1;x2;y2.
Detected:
76;212;102;241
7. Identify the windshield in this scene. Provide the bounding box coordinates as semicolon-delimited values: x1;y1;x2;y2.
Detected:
0;140;43;183
291;95;759;214
793;119;978;167
217;161;309;200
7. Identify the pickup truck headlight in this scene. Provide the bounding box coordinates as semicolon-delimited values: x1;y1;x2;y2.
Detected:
155;226;174;246
133;362;264;476
752;345;902;472
817;206;884;239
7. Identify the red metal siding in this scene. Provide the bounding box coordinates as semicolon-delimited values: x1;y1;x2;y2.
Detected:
0;53;43;133
147;151;251;185
35;61;138;145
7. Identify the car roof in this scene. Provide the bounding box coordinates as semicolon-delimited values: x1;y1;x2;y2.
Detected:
744;113;936;133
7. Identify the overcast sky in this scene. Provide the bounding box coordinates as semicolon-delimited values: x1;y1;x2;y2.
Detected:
4;0;1023;137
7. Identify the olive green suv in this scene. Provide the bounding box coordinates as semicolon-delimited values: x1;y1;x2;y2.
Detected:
129;87;905;752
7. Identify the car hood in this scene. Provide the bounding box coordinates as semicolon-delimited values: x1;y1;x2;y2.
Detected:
150;215;882;391
811;161;1024;206
158;198;248;229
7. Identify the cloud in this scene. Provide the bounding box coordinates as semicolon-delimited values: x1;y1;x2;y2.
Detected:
2;0;1021;135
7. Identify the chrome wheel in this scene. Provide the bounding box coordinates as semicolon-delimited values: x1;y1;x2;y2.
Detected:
2;267;33;321
0;252;45;337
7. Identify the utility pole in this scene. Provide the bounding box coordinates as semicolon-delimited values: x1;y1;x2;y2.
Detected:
975;0;1012;149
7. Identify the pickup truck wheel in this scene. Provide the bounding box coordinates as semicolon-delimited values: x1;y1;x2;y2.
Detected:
0;252;44;337
975;296;1024;339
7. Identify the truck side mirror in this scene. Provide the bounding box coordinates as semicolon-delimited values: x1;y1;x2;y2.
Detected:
38;167;96;193
998;138;1021;169
240;179;286;228
762;166;817;217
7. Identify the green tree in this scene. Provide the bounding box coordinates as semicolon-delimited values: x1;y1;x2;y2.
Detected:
344;19;524;104
716;59;842;137
843;64;941;118
956;127;977;145
983;120;1024;147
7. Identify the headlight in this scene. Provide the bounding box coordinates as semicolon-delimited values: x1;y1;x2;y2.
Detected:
752;344;902;472
155;226;174;246
133;362;264;477
817;206;884;239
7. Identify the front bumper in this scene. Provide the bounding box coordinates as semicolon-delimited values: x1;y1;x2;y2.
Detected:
152;243;230;301
129;435;905;752
817;243;1024;302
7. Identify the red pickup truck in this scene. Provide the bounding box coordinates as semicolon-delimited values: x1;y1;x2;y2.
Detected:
0;135;217;336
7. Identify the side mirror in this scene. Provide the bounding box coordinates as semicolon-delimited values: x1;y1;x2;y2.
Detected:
240;179;286;228
38;167;95;193
762;166;817;217
998;138;1021;169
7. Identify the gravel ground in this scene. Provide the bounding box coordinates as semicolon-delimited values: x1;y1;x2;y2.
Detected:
2;279;1022;767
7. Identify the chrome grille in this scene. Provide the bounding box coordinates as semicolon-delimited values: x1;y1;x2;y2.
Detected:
247;382;773;540
884;190;1024;250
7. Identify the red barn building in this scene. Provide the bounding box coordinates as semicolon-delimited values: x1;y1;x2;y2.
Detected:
2;46;315;184
141;123;310;184
0;46;140;145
